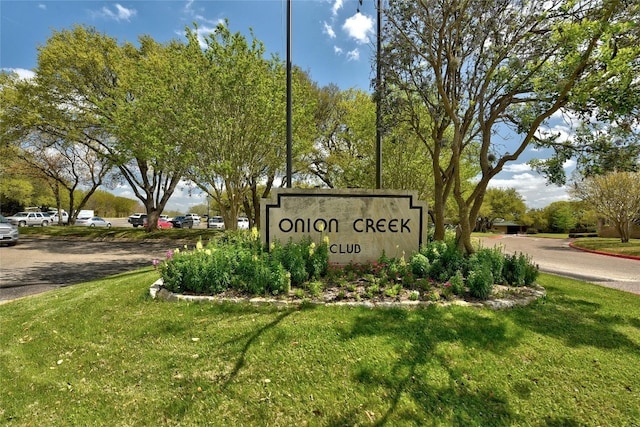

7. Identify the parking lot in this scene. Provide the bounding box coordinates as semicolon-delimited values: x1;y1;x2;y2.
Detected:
0;235;174;303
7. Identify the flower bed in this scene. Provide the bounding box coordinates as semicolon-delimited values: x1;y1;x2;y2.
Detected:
151;229;541;306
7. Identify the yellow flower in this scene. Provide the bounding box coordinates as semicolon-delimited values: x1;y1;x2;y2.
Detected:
205;249;212;256
196;240;203;251
175;248;181;254
323;236;330;245
270;242;276;251
251;227;259;240
317;222;325;232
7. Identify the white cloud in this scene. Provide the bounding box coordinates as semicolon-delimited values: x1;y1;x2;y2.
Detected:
113;180;207;213
2;68;35;80
346;48;360;61
323;22;336;39
38;3;46;10
97;4;137;22
502;163;531;173
488;172;571;208
332;0;344;16
342;12;374;44
334;46;343;55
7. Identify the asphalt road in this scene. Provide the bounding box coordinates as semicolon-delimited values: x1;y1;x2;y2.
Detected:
479;235;640;295
0;237;174;303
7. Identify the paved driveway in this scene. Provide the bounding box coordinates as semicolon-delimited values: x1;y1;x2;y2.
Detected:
0;237;174;303
479;235;640;295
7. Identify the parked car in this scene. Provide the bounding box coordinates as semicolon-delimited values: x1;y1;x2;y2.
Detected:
143;217;173;229
170;216;194;229
49;211;69;225
207;216;225;229
76;216;112;227
5;211;51;227
0;215;19;246
128;213;146;227
185;213;201;225
237;217;250;230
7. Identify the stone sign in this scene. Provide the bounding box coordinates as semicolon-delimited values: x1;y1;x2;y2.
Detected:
260;189;428;264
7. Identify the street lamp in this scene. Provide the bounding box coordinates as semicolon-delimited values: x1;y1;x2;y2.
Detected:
359;0;383;189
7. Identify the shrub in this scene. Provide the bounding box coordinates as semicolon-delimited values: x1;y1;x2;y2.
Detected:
469;247;505;284
427;242;465;282
448;270;465;295
410;253;430;278
160;248;232;295
467;267;494;300
275;241;308;285
502;252;539;286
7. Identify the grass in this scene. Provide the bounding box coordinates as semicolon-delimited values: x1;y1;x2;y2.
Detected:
571;238;640;257
1;270;639;425
17;225;223;241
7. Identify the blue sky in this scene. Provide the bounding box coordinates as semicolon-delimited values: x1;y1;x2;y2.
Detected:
1;0;573;211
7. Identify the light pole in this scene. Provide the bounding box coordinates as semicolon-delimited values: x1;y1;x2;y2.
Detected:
286;0;293;188
375;0;382;189
360;0;383;189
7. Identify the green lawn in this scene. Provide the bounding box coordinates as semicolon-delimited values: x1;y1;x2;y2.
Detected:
1;271;638;426
18;225;223;241
571;238;640;257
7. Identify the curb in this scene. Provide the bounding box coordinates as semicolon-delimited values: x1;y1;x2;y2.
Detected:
149;279;546;310
569;242;640;261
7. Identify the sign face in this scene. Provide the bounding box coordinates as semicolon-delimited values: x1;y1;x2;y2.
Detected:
261;189;428;264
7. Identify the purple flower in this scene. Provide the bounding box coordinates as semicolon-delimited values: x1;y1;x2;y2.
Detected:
166;250;174;259
152;259;160;268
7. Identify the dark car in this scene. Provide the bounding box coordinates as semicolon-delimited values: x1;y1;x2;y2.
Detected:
170;216;194;229
128;213;146;228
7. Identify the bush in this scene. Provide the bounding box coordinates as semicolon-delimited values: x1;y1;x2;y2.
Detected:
502;252;539;286
160;247;232;295
410;253;430;278
159;236;310;296
469;247;505;284
448;270;465;295
427;242;465;282
467;267;494;299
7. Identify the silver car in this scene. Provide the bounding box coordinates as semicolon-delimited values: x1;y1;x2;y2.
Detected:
5;211;50;227
76;216;112;228
0;215;19;246
207;216;225;229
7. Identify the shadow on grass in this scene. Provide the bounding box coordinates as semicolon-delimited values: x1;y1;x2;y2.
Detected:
330;307;523;426
220;308;299;391
330;288;640;426
505;294;640;352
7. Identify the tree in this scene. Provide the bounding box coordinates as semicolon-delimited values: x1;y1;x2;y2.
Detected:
476;188;526;232
549;202;578;233
184;23;316;230
571;171;640;242
531;122;640;184
381;0;637;253
306;85;376;188
17;134;115;224
1;26;200;231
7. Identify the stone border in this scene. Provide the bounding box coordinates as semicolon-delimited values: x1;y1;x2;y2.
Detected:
150;279;546;310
